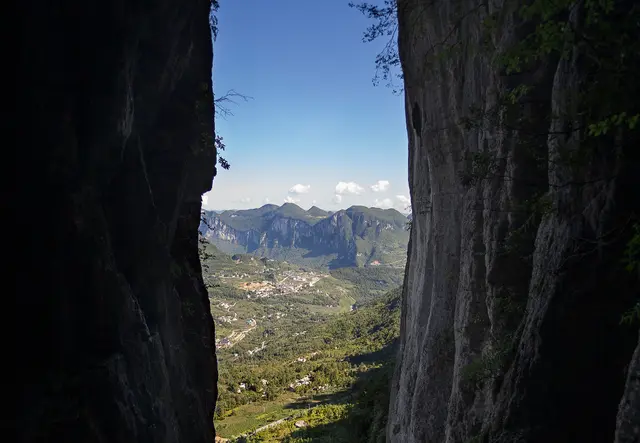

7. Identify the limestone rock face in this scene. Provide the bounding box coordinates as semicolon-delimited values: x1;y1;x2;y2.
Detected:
615;330;640;443
200;206;409;267
390;1;640;442
13;1;217;442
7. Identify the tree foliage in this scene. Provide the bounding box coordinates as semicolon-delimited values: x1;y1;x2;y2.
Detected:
214;288;401;431
210;0;220;39
349;0;403;93
497;0;640;139
208;1;253;171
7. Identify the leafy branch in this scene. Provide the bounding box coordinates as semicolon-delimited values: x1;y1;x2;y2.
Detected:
208;2;253;172
349;0;403;93
211;90;252;171
209;0;220;39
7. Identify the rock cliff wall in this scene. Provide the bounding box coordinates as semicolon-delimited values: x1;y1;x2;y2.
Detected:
201;207;408;267
390;1;640;442
13;1;217;442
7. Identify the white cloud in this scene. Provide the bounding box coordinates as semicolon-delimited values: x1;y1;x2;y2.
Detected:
374;198;394;209
238;197;251;204
284;196;300;204
202;194;209;207
264;197;271;204
335;181;364;195
395;195;411;212
289;184;311;194
332;194;343;204
370;180;390;192
312;200;317;205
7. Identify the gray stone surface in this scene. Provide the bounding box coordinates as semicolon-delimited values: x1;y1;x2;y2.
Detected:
615;330;640;443
389;1;640;442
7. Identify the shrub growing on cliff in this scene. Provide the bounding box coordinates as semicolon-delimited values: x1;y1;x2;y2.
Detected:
500;0;640;139
620;223;640;325
461;349;504;389
624;223;640;273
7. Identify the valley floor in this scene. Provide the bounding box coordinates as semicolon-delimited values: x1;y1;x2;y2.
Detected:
221;362;393;443
201;241;402;442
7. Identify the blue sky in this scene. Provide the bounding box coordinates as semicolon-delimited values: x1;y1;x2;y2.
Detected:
203;0;409;213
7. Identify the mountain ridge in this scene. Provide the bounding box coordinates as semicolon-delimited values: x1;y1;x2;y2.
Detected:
208;203;409;217
200;203;410;269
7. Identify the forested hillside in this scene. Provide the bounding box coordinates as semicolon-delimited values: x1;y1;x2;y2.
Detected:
222;289;400;442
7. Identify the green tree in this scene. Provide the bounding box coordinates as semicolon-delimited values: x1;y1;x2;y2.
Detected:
349;1;402;93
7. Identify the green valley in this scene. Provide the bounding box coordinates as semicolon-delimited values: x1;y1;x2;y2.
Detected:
200;239;402;442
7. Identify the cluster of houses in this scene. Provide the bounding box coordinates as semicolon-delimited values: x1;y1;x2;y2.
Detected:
218;272;250;279
236;378;269;394
232;364;328;398
287;374;328;392
294;351;319;364
247;341;266;356
265;311;286;320
217;301;235;311
289;374;312;391
212;264;341;356
217;313;237;324
238;268;328;300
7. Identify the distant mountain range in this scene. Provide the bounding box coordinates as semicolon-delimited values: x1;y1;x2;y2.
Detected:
199;203;410;269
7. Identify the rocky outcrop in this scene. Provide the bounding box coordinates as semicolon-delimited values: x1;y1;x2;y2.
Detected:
390;1;640;442
13;1;217;442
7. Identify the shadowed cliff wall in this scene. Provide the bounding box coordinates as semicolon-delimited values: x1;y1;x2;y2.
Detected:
13;1;218;441
390;1;640;442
